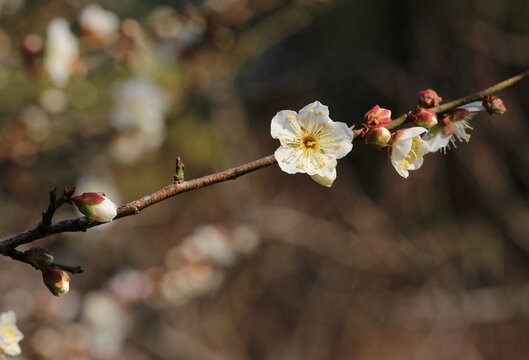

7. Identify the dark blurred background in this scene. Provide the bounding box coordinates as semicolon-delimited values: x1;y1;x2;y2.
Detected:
1;0;529;359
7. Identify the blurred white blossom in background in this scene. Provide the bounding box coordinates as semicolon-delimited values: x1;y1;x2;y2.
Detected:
159;224;261;305
81;292;130;358
43;18;79;87
79;4;119;42
0;311;24;357
110;76;169;164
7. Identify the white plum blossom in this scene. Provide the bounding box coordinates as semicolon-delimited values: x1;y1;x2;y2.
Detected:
271;101;353;187
44;18;79;87
390;127;430;178
424;102;484;153
0;311;24;357
79;4;119;41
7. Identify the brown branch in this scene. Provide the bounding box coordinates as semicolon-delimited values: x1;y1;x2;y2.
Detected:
1;70;528;255
385;69;529;130
0;155;277;253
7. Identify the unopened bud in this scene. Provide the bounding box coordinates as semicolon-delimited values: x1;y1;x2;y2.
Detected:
364;105;392;127
24;247;54;269
417;89;442;108
482;95;506;115
365;127;392;147
70;192;118;222
42;266;70;296
409;107;438;128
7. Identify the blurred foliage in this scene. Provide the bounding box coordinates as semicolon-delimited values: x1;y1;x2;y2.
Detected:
1;0;529;359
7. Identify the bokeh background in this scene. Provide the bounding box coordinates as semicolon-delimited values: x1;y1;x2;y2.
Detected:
1;0;529;359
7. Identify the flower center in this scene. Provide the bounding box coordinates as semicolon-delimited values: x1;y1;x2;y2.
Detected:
303;136;317;149
399;137;423;170
1;325;18;343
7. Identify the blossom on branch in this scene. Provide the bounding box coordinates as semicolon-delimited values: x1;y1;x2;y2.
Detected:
271;101;354;187
424;107;478;153
390;127;430;178
0;311;24;357
71;192;118;222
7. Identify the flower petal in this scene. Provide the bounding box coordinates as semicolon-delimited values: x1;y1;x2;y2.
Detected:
395;127;427;141
458;101;485;112
270;110;299;140
299;101;330;122
391;138;412;162
311;168;337;187
425;131;450;152
274;146;302;174
391;160;409;178
328;121;354;159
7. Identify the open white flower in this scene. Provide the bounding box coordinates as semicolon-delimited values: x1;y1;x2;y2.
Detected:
0;311;24;357
271;101;353;187
424;105;480;153
44;18;79;87
390;127;430;178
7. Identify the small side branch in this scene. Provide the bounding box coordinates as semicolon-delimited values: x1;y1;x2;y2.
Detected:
0;155;277;252
6;249;83;274
38;186;76;233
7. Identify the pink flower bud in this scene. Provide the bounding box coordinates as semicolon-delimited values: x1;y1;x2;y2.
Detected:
24;247;54;269
363;105;392;127
482;95;506;115
42;266;70;296
409;107;438;128
70;192;118;222
365;127;392;147
417;89;442;108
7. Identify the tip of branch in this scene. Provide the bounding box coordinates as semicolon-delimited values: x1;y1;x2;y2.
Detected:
173;156;186;184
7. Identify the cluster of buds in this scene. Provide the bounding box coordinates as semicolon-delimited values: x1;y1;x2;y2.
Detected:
482;95;507;115
362;105;392;147
23;247;70;296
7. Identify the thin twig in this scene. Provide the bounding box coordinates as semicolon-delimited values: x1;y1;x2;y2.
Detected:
6;249;84;274
386;70;529;130
0;155;277;253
